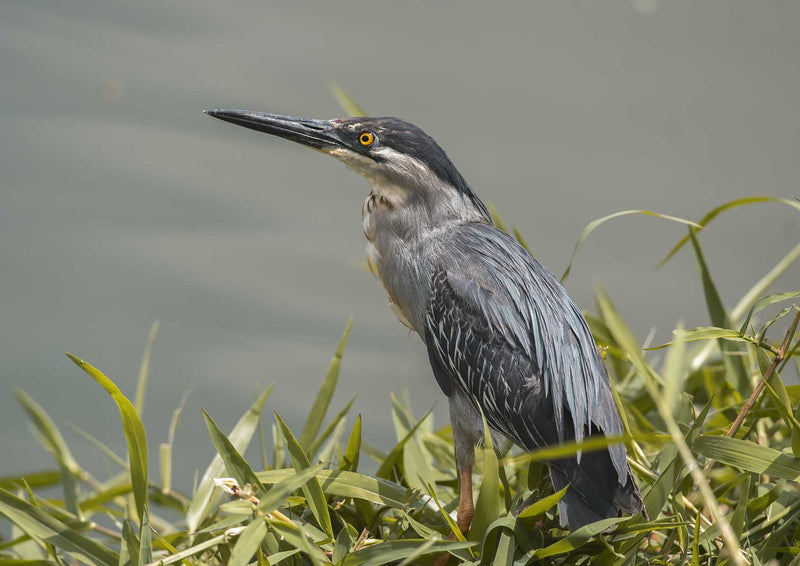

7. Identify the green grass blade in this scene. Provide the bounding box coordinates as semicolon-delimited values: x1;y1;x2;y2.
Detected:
14;390;81;518
66;353;148;520
308;396;356;458
257;469;413;510
275;414;334;539
202;410;265;492
186;385;272;533
329;83;367;117
663;321;687;413
341;539;476;566
486;202;508;233
228;519;267;566
517;486;568;520
340;414;362;472
691;241;800;371
159;444;171;494
390;393;437;492
688;230;750;396
120;506;139;566
266;520;331;566
147;534;226;566
0;488;118;566
135;320;159;417
300;318;352;451
0;471;61;491
256;465;324;514
137;509;152;566
657;196;800;268
561;209;700;283
693;435;800;480
375;407;433;481
261;549;301;565
738;291;800;336
66;423;127;469
469;413;500;542
531;517;627;559
596;287;745;565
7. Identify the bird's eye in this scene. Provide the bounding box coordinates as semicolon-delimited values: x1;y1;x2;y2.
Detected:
358;132;375;146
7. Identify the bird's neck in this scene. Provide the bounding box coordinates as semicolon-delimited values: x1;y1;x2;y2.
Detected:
362;178;490;247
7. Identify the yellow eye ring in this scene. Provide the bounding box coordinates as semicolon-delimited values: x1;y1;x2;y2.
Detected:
358;132;375;146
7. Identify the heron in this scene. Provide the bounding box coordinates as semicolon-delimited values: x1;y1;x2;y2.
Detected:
205;109;645;536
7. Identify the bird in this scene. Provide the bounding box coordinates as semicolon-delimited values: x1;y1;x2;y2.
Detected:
204;109;645;536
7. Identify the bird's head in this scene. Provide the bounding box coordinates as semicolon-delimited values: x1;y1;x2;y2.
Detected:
204;110;491;225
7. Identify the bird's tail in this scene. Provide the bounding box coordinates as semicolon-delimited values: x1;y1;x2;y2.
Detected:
547;449;645;531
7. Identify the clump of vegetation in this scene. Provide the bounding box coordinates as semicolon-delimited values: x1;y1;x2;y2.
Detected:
1;198;799;566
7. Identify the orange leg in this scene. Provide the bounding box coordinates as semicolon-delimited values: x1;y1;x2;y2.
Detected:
434;466;474;566
456;466;474;536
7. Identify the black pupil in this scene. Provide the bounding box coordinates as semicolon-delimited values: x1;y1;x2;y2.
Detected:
361;134;369;143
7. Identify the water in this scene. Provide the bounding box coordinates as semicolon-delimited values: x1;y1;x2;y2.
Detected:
1;1;798;487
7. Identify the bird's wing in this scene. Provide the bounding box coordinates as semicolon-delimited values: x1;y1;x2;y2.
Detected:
423;223;626;477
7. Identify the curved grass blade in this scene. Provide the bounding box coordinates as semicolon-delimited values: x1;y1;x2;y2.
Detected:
202;410;265;493
228;519;267;566
486;202;508;233
0;471;61;491
561;210;700;282
329;83;367;117
14;390;81;517
160;392;189;494
300;318;352;451
340;414;362;472
0;488;118;566
276;414;333;539
517;486;568;520
257;465;324;514
531;517;626;559
375;407;433;481
266;519;330;566
739;291;800;336
694;432;800;480
66;353;148;520
308;396;356;458
67;423;127;469
256;469;412;510
691;241;800;371
341;539;475;566
186;385;272;533
688;230;749;395
390;393;437;492
143;534;226;566
135;320;159;417
657;196;800;269
595;287;745;565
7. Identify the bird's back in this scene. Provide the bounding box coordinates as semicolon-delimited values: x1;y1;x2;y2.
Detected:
422;223;644;528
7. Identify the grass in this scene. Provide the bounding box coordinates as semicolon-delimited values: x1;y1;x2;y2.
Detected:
1;195;799;566
1;82;799;564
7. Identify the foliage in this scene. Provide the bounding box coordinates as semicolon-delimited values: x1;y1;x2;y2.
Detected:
1;196;799;566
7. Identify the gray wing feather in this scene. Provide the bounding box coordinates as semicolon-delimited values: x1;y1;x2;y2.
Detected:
425;223;626;479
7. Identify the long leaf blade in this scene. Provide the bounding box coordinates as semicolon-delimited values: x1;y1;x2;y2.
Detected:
66;353;148;519
186;385;272;533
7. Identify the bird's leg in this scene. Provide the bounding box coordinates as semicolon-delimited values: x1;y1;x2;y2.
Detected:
456;465;474;536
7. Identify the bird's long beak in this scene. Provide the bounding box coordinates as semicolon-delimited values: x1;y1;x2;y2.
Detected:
204;110;341;151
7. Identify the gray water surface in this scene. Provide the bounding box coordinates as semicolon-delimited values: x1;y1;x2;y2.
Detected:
1;1;798;485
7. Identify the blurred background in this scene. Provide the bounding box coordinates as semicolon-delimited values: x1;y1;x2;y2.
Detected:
1;1;798;486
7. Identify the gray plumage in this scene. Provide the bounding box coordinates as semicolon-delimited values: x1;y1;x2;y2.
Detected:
205;109;646;530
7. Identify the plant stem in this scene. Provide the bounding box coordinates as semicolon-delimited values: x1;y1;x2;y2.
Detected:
726;306;800;439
